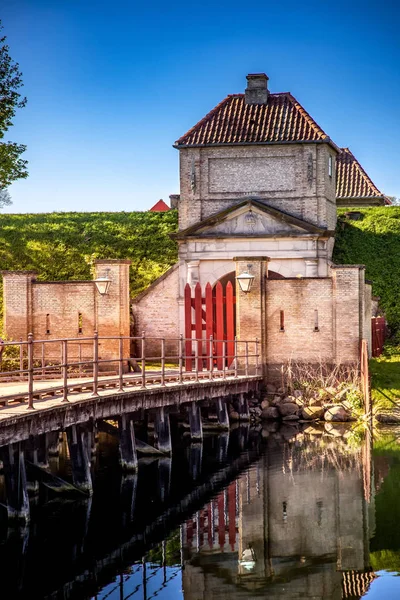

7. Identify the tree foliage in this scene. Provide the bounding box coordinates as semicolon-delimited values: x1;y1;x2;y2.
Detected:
334;207;400;339
0;20;27;190
0;210;179;328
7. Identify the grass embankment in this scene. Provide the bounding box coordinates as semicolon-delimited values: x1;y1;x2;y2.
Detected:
370;352;400;411
335;207;400;412
0;210;179;329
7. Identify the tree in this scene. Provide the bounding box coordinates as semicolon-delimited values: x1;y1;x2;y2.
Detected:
387;196;400;206
0;20;27;192
0;188;11;208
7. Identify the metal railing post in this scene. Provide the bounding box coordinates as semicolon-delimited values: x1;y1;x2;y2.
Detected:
41;342;45;377
178;334;183;384
194;337;199;382
255;338;259;376
141;331;146;389
27;333;34;410
61;339;69;403
222;340;226;380
19;337;23;378
79;342;82;377
118;335;124;392
161;338;166;387
91;331;99;397
209;335;213;381
245;341;249;377
234;336;238;379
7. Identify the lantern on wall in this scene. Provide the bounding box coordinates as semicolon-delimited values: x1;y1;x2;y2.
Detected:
94;270;112;295
236;270;255;293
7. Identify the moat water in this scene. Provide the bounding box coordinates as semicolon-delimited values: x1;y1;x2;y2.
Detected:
1;423;400;599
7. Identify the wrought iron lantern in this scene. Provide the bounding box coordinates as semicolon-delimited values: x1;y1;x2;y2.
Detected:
94;270;111;295
236;271;255;293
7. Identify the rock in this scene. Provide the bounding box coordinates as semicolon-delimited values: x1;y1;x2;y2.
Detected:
303;424;324;435
375;413;400;423
324;422;352;437
278;403;299;417
283;395;296;403
263;421;279;433
301;406;325;421
324;405;352;422
309;398;322;407
229;411;240;422
282;414;299;421
279;424;299;440
261;406;279;420
261;399;270;410
253;407;262;417
277;387;285;394
266;383;277;394
271;395;283;406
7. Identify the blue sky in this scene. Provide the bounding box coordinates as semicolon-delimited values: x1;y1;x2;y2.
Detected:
2;0;399;213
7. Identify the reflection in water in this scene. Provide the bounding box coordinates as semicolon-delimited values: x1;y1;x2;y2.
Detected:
182;431;375;600
2;423;400;599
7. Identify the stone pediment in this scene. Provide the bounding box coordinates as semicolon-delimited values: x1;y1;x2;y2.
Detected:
174;199;329;239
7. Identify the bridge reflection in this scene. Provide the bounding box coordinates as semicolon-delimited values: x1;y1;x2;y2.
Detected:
0;425;375;600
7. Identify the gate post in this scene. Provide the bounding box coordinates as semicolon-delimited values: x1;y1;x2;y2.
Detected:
234;256;269;377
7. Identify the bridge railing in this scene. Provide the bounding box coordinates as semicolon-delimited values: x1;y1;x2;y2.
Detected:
0;333;260;410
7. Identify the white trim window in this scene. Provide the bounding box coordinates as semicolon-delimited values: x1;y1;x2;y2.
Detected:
328;155;333;178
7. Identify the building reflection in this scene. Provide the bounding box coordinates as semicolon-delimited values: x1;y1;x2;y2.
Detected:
182;430;375;600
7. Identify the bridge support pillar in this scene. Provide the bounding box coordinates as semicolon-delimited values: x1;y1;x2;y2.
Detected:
66;424;93;496
216;432;229;463
0;442;30;522
118;413;138;472
238;393;250;421
216;398;230;430
188;402;203;441
188;442;203;481
154;408;172;454
158;457;172;503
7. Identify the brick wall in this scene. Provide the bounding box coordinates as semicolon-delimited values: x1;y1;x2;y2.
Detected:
266;278;334;365
2;260;131;368
131;264;180;358
179;144;337;231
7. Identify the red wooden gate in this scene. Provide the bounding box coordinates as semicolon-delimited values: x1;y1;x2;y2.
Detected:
371;317;386;357
184;281;235;371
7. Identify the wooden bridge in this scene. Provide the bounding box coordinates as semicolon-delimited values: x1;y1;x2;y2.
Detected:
0;333;262;447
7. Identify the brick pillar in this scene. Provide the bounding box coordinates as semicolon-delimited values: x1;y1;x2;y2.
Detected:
2;271;36;340
234;256;269;375
94;259;131;371
331;265;365;363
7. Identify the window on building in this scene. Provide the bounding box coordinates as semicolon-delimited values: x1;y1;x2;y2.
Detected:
328;155;333;178
78;312;83;334
46;314;50;334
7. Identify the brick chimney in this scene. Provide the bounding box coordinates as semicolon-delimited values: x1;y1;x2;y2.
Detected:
245;73;269;105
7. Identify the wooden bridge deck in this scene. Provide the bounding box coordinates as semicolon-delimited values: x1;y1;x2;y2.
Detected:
0;370;262;446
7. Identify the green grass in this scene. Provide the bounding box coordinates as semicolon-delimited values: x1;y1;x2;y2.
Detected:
370;351;400;410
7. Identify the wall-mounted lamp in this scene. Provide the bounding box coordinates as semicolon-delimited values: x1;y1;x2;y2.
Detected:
94;270;111;295
239;546;256;571
236;270;255;293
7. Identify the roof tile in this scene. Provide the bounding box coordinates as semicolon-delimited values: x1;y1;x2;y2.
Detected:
175;93;330;147
336;148;387;201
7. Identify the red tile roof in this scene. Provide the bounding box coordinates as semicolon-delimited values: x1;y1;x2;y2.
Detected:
175;93;334;147
336;148;389;203
149;199;170;212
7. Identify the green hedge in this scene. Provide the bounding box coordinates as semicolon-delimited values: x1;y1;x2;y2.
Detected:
334;207;400;339
0;210;179;329
0;207;399;339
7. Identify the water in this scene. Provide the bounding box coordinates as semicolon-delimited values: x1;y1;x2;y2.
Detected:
1;424;400;599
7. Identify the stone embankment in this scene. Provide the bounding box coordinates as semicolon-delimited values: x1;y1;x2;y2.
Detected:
229;383;359;425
